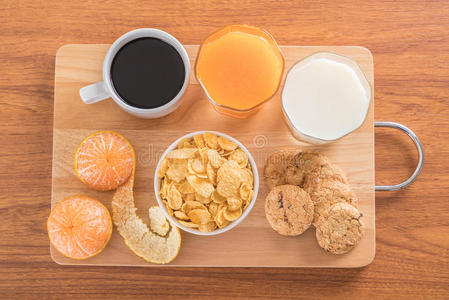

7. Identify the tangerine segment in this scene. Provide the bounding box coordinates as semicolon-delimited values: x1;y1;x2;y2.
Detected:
75;131;134;191
47;195;112;259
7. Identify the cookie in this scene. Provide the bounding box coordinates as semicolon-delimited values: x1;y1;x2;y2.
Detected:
265;185;314;236
305;163;348;186
315;202;364;254
285;151;330;186
304;179;358;225
264;151;296;189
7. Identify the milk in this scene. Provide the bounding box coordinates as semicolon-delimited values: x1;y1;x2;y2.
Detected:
282;55;371;142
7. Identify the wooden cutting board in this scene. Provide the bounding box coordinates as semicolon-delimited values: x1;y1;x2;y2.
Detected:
52;44;374;267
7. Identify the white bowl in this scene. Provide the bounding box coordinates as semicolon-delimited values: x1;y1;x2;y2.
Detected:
154;131;259;236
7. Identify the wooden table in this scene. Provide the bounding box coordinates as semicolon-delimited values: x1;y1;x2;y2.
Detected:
1;1;448;299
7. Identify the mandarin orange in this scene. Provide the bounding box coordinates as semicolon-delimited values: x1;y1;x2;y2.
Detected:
74;131;134;191
47;195;112;259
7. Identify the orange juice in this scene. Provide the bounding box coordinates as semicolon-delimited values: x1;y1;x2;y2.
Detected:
196;25;284;116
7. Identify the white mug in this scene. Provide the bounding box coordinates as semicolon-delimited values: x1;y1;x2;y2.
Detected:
79;28;190;118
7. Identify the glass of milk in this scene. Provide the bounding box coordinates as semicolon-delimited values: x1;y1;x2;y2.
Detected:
281;52;372;144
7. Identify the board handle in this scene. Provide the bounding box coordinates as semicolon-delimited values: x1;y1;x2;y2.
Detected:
375;121;424;191
79;81;110;104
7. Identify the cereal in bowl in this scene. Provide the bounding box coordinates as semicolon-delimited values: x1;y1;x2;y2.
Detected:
158;132;254;233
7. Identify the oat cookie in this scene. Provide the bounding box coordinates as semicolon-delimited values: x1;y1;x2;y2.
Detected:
315;202;364;254
264;151;296;189
304;179;357;225
265;185;314;236
285;151;330;186
305;163;348;186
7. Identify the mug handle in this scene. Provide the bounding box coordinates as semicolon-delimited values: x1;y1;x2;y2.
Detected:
79;81;111;104
375;121;424;191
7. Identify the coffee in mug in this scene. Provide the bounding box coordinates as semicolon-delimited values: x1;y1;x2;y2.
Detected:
111;37;186;109
79;29;190;119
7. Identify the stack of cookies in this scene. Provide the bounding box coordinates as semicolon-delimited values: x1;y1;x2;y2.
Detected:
264;151;364;255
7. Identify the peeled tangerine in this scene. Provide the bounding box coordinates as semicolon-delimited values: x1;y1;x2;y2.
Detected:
47;195;112;259
112;176;181;264
74;131;134;191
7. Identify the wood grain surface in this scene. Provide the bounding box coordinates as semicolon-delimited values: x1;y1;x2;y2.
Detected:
52;45;374;267
1;0;448;298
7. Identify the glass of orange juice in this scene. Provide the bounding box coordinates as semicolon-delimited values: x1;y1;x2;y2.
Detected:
195;24;284;118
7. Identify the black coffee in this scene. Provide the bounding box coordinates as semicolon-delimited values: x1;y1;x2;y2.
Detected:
111;37;185;109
